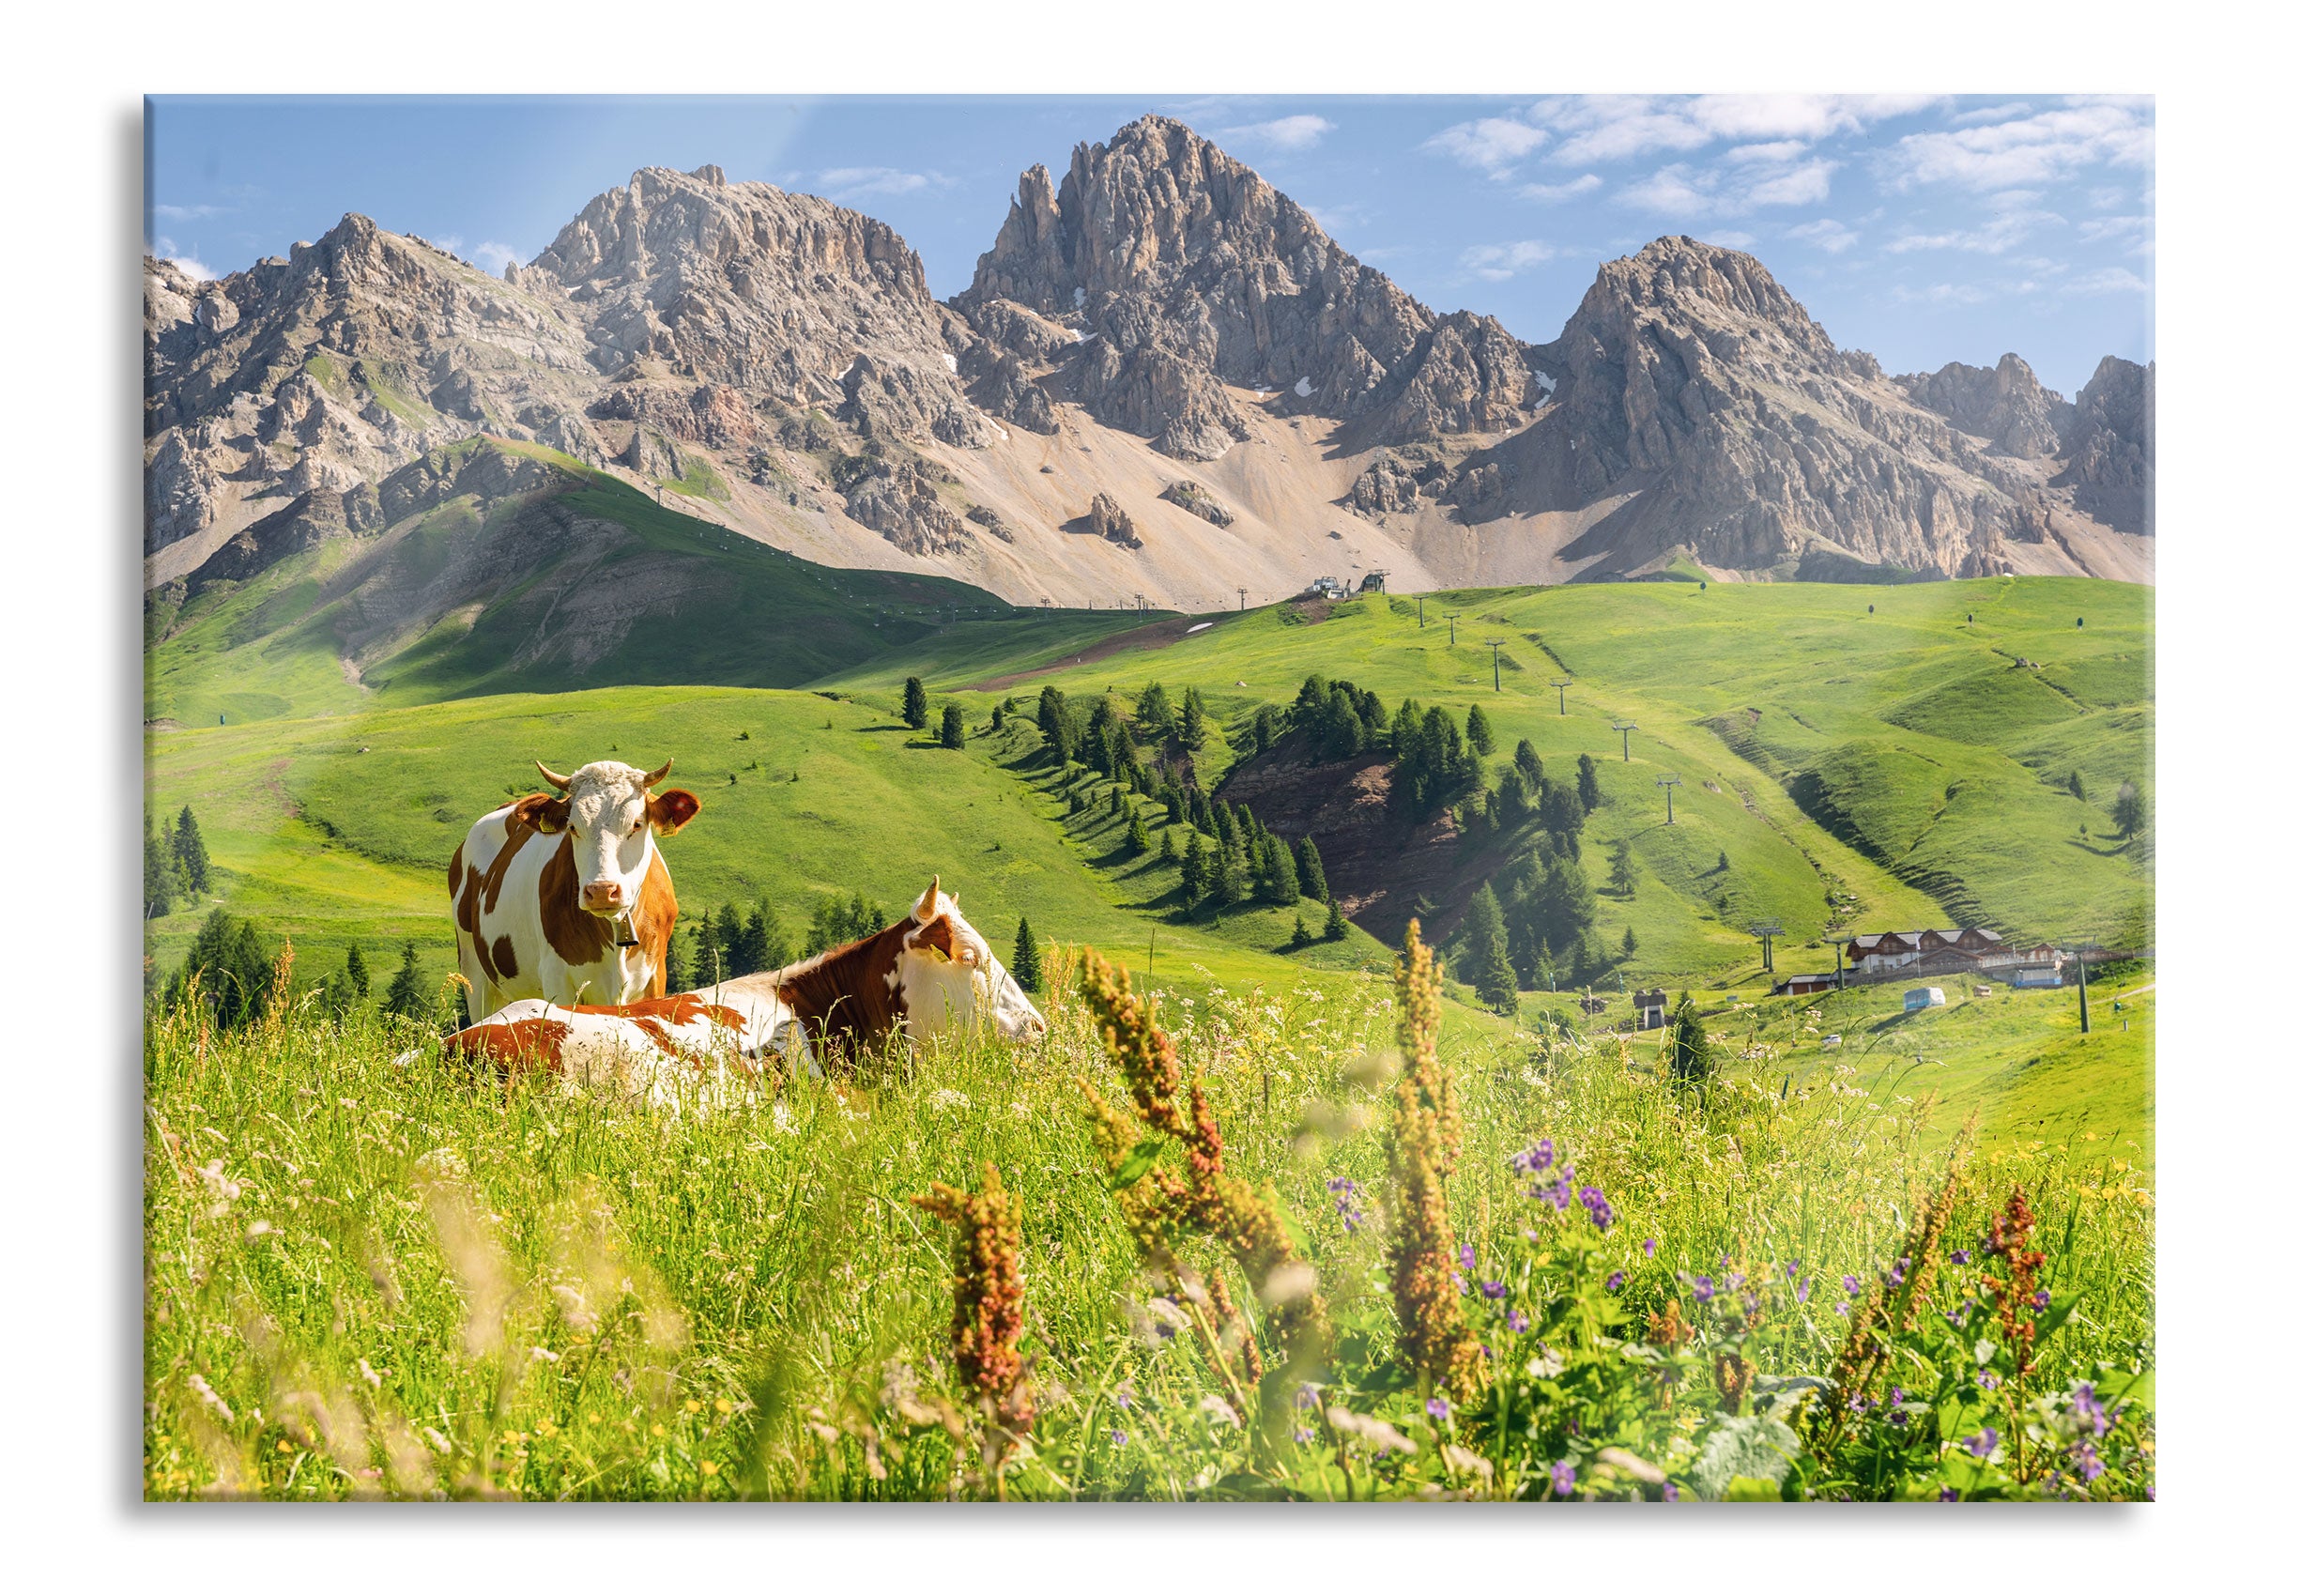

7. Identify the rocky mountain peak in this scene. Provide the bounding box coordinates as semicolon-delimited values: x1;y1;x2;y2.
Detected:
953;115;1527;458
1894;351;2071;460
2056;356;2154;533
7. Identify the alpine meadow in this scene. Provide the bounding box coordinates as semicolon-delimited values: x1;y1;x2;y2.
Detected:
144;98;2154;1503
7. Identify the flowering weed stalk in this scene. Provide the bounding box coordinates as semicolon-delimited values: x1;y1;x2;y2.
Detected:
1385;921;1482;1404
911;1161;1033;1494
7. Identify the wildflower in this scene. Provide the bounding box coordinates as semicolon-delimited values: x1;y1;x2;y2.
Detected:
1510;1139;1556;1174
1294;1427;1314;1444
910;1161;1034;1433
1384;922;1483;1400
2071;1440;2104;1481
1940;1486;1960;1502
1480;1280;1508;1300
1426;1397;1451;1421
1977;1370;2001;1391
1459;1241;1477;1269
2032;1287;2051;1311
1966;1427;2000;1458
1842;1274;1862;1297
1605;1270;1626;1292
2071;1382;2108;1435
1693;1276;1716;1304
1951;1249;1971;1266
1883;1255;1909;1289
1662;1483;1679;1502
1507;1309;1529;1333
1549;1460;1576;1498
1579;1186;1615;1232
1794;1277;1812;1304
1644;1236;1659;1257
1326;1176;1365;1233
1111;1429;1129;1447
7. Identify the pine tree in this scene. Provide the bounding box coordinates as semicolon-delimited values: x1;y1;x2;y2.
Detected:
381;940;429;1024
1667;993;1715;1084
1179;831;1207;908
1127;813;1151;855
715;902;749;975
1109;784;1126;818
902;676;929;730
1264;834;1300;904
990;703;1006;732
1135;681;1173;737
1295;836;1327;902
171;805;213;895
1513;738;1545;790
1540;783;1587;853
1158;826;1178;864
1291;913;1309;948
662;924;690;993
1576;753;1601;813
755;899;792;972
1620;925;1638;960
1497;768;1533;828
1011;917;1042;992
1179;687;1208;750
1462;882;1520;1013
344;941;370;999
940;704;966;749
1251;703;1279;759
695;913;725;986
2113;780;2147;837
144;815;175;920
2067;770;2087;802
1213;800;1237;852
1465;703;1495;757
1716;851;1731;873
1607;837;1637;898
1323;895;1346;941
1215;843;1248;908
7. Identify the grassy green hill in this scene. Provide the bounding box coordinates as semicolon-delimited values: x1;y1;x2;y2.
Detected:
823;575;2152;954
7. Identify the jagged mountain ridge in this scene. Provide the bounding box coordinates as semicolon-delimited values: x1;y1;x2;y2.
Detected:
145;115;2154;612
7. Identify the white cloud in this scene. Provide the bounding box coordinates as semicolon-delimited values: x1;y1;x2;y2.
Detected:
1520;174;1602;202
475;240;524;273
1705;231;1757;249
2077;214;2150;245
2069;266;2149;295
1788;218;1861;253
817;167;943;198
1745;159;1838;207
1882;100;2154;192
151;237;214;279
1724;140;1808;164
1304;201;1372;237
1949;100;2033;126
1533;93;1940;164
1619;157;1835;217
435;234;467;257
1884;209;2061;255
1224;114;1335;151
1423;116;1548;178
1891;282;1990;306
153;202;230;222
1459;239;1557;281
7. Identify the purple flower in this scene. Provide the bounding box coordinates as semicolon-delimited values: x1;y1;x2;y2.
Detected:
1293;1426;1314;1445
1950;1249;1971;1266
1794;1277;1812;1304
1977;1371;2001;1391
1966;1427;2000;1458
1692;1275;1716;1304
1114;1390;1132;1409
1295;1385;1319;1410
2032;1287;2051;1311
1578;1186;1615;1232
1740;1291;1760;1317
1833;1302;1849;1317
1426;1397;1450;1421
1453;1271;1469;1295
1110;1429;1129;1447
1605;1270;1626;1292
1480;1280;1508;1300
1786;1259;1802;1278
1940;1486;1960;1502
1511;1139;1556;1174
2072;1440;2104;1482
1662;1482;1679;1502
1459;1241;1478;1270
2071;1381;2108;1435
1882;1256;1909;1289
1842;1274;1862;1298
1327;1177;1366;1233
1506;1308;1529;1333
1643;1236;1659;1258
1550;1460;1576;1498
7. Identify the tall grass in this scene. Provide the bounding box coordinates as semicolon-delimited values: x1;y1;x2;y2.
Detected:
143;956;2152;1499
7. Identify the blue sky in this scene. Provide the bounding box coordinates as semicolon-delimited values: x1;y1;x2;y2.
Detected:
147;94;2153;397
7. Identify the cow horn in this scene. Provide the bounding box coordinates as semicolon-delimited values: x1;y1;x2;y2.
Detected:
642;759;673;786
535;760;573;790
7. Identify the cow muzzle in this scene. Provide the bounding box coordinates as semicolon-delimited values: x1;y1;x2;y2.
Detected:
581;881;626;914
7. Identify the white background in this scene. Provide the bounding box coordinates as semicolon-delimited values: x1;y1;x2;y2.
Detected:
3;2;2280;1585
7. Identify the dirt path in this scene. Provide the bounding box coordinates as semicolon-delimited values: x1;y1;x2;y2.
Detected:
971;614;1226;692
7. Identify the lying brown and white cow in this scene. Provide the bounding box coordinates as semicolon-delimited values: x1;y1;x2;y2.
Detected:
449;758;701;1014
437;878;1045;1100
712;876;1046;1060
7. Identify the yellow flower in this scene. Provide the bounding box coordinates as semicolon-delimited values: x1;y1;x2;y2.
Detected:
652;1423;667;1437
683;1399;702;1414
698;1459;721;1477
275;1440;292;1454
713;1398;733;1415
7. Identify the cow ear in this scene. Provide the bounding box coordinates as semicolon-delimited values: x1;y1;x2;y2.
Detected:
509;793;570;835
648;788;701;836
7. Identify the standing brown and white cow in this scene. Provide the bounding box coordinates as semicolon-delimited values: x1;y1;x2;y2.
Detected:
449;759;700;1015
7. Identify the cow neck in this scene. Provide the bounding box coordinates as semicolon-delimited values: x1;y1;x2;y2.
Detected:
538;832;616;968
774;919;913;1052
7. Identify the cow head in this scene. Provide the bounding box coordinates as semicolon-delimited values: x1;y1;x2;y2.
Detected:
897;877;1048;1043
511;759;700;920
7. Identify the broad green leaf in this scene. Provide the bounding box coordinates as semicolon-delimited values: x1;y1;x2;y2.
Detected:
1110;1136;1164;1189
